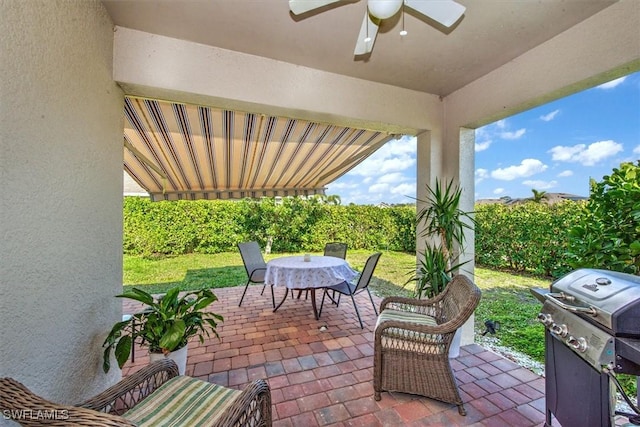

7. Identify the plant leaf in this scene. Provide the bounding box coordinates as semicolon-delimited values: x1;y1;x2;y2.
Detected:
159;319;186;352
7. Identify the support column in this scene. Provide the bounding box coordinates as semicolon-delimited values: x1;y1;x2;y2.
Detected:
440;123;477;346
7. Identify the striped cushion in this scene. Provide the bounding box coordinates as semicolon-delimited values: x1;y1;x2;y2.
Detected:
123;376;241;427
376;309;443;346
376;309;438;329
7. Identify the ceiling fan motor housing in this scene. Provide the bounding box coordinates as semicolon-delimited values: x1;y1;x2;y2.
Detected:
368;0;403;20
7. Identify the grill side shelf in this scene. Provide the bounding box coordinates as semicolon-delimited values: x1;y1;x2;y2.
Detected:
615;338;640;375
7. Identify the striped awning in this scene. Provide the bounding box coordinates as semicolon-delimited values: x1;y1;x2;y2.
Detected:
123;97;394;201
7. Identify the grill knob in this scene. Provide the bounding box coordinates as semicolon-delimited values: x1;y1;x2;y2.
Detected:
551;323;568;337
537;312;554;327
567;336;588;353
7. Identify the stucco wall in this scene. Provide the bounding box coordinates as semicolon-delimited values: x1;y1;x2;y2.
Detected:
0;0;124;406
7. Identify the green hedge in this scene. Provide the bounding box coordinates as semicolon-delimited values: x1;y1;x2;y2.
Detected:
474;201;584;277
123;197;417;256
124;196;586;278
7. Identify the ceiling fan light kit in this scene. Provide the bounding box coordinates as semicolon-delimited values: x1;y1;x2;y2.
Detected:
368;0;403;20
289;0;466;55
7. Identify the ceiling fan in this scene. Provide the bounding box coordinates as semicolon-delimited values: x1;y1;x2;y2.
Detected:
289;0;466;55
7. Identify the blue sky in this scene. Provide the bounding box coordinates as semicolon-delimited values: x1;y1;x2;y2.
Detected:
327;71;640;205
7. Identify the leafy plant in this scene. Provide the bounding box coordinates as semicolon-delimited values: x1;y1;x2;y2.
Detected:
407;178;475;298
102;287;223;373
567;161;640;275
407;244;467;298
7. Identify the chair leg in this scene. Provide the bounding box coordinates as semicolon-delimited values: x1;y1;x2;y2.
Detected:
332;290;339;305
366;288;378;316
260;284;267;295
270;285;275;308
318;289;328;317
238;280;251;307
350;294;364;329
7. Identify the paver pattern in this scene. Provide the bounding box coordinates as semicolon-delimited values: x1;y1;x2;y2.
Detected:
121;284;551;426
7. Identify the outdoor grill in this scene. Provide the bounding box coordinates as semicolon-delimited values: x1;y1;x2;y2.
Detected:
532;268;640;427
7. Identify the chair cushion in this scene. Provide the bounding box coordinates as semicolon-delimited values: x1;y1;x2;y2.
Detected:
123;376;241;426
375;308;438;330
375;309;446;353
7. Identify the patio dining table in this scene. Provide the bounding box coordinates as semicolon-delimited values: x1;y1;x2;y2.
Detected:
265;255;358;320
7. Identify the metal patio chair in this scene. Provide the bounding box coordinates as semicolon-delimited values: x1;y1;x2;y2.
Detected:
323;242;347;259
238;241;273;307
318;252;381;328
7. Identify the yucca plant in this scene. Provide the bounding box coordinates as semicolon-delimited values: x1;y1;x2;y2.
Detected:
406;178;475;298
102;287;223;373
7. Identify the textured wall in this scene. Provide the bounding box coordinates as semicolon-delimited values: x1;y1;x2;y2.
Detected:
0;0;124;404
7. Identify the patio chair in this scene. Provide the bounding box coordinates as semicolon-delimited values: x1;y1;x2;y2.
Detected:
318;252;381;328
373;274;481;415
321;242;348;303
238;241;273;307
323;242;347;259
0;359;272;426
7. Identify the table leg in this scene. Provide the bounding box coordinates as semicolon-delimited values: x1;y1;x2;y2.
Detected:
311;288;319;320
273;288;289;313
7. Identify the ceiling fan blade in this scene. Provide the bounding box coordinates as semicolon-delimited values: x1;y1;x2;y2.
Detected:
354;12;379;55
289;0;341;15
405;0;466;28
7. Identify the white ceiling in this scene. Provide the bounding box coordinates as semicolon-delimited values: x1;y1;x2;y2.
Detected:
102;0;617;96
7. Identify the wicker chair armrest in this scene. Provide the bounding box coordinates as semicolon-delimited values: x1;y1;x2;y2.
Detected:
375;318;459;338
0;377;136;426
77;359;179;415
379;295;444;317
214;379;272;427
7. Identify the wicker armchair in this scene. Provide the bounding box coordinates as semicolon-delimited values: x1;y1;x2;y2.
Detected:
0;359;272;426
373;274;481;415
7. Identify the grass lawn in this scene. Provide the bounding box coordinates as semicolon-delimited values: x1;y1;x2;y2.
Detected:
123;250;549;363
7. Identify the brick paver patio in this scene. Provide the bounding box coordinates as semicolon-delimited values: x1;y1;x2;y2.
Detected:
121;284;549;426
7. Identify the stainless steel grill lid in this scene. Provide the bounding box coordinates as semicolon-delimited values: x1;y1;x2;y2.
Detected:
548;268;640;336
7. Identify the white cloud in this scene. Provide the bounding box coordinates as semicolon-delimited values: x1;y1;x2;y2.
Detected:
491;159;548;181
390;182;416;197
368;183;389;193
633;145;640;155
475;168;489;184
377;172;407;184
522;180;558;190
548;140;623;166
493;188;505;195
540;110;560;122
475;140;492;152
596;76;627;89
500;128;526;140
347;138;416;177
327;181;358;190
557;170;573;177
495;119;507;129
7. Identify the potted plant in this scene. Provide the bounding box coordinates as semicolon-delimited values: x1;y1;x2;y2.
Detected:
102;287;223;375
406;178;475;356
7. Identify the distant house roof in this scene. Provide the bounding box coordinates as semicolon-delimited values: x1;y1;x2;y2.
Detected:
475;193;587;205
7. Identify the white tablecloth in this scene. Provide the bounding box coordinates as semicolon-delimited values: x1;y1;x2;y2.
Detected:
265;255;358;289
